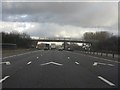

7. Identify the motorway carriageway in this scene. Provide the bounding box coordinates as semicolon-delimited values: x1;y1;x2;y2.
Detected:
0;50;119;88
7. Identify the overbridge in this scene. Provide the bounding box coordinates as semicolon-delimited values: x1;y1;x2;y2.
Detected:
31;37;97;49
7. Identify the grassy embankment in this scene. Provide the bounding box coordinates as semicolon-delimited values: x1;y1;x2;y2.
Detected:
2;48;37;57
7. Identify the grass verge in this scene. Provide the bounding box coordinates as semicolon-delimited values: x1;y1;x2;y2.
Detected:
2;48;37;57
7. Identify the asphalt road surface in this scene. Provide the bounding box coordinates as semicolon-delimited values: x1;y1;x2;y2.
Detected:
1;50;119;88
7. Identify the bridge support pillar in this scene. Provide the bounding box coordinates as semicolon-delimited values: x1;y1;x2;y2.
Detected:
63;41;67;50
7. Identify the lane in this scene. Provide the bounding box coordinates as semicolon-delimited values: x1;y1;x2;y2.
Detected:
2;50;118;88
2;50;45;77
62;51;119;87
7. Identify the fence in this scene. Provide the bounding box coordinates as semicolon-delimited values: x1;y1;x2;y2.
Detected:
80;50;119;58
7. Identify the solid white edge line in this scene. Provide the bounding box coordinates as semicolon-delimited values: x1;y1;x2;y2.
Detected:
0;76;10;83
98;76;115;86
1;50;41;60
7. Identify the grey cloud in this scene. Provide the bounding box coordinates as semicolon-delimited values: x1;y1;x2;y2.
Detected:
22;22;118;38
2;2;118;28
1;1;118;38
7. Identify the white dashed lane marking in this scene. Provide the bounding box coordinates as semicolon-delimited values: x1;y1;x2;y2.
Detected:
68;57;70;59
75;62;79;65
0;61;11;65
93;62;114;67
41;62;63;66
27;61;32;65
98;76;115;86
37;57;39;59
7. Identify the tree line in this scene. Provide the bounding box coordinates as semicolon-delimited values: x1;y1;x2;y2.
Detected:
1;31;32;48
83;31;119;54
1;31;119;54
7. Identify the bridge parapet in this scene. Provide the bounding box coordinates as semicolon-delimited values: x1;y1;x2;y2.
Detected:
38;37;83;41
32;37;99;44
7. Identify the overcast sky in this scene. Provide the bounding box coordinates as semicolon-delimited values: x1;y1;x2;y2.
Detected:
0;0;118;38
